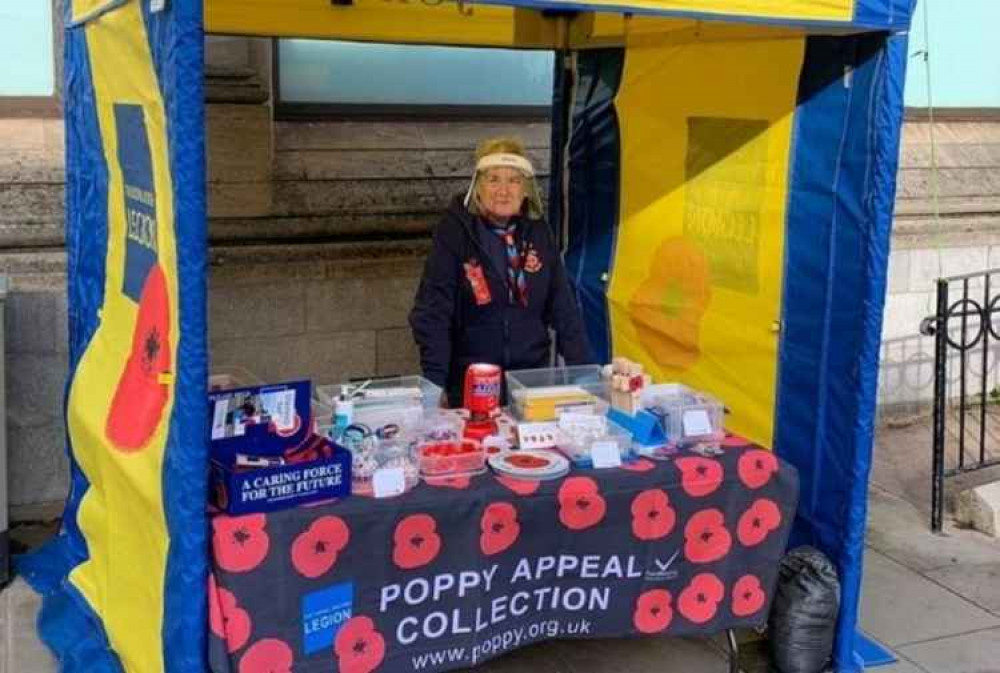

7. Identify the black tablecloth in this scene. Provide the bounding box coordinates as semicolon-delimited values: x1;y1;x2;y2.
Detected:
209;437;798;673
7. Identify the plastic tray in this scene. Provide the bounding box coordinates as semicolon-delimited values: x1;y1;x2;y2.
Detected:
557;418;634;467
315;375;442;410
640;383;725;446
506;365;609;422
417;439;487;478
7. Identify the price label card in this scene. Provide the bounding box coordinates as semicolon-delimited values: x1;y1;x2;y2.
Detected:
682;410;713;437
591;441;623;468
373;468;406;499
518;422;560;450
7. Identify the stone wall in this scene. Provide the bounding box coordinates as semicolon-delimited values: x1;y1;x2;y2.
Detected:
879;122;1000;415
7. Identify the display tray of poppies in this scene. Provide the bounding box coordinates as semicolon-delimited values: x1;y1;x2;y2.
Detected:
417;438;487;478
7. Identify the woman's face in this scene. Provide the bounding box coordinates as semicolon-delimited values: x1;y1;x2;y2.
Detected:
478;166;526;221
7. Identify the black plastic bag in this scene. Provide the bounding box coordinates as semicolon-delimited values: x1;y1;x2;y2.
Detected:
768;546;841;673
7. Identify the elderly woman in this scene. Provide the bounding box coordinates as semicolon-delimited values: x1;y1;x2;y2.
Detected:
409;137;591;407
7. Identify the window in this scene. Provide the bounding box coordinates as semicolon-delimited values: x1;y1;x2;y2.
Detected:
275;39;554;119
905;0;1000;114
0;1;59;116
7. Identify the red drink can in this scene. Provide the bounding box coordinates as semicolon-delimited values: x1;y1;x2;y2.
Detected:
463;363;502;419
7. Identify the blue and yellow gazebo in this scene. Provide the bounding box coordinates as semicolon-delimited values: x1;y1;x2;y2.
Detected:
24;0;914;670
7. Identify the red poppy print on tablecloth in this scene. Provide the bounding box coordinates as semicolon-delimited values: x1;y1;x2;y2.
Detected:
495;475;540;496
557;477;607;531
675;457;724;497
290;515;350;579
425;475;472;490
238;638;293;673
208;575;252;653
737;449;779;489
678;573;725;624
732;575;767;617
737;499;782;547
393;514;442;569
213;514;270;573
631;489;677;541
683;509;732;564
621;458;656;473
480;502;521;556
722;433;750;447
633;589;674;634
335;616;386;673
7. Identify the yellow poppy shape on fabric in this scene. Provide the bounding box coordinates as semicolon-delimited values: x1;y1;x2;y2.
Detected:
628;237;712;371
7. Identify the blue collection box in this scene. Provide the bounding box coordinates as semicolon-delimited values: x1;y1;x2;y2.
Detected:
209;380;352;515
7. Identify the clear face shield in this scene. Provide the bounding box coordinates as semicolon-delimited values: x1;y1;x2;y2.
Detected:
463;153;544;219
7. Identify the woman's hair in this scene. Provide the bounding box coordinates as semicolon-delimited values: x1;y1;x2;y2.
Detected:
467;136;544;220
475;137;527;162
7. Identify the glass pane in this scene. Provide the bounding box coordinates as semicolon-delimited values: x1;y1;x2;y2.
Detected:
279;39;553;107
0;3;54;96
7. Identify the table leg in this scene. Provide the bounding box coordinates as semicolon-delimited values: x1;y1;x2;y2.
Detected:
726;628;740;673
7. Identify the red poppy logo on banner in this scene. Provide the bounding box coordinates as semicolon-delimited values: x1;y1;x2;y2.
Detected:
335;616;387;673
683;509;732;563
480;502;521;555
558;477;607;530
393;514;442;569
213;514;271;573
634;589;674;633
290;516;350;579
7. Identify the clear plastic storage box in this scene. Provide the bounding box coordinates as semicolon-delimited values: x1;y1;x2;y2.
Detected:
557;418;634;468
639;383;725;447
315;375;442;410
506;365;609;422
415;410;485;477
315;375;442;437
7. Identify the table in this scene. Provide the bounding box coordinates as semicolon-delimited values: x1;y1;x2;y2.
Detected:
208;438;799;673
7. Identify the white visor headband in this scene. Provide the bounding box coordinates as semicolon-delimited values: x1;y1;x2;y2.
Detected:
475;153;535;177
464;152;536;208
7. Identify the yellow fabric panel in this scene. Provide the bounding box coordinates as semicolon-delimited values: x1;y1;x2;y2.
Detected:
554;0;852;21
70;0;119;24
206;0;557;47
570;14;809;50
610;36;805;446
67;3;177;672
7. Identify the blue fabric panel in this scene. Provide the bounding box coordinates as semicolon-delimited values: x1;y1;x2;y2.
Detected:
18;11;125;672
563;48;624;364
778;31;905;673
548;50;569;241
141;2;210;671
853;0;917;31
16;543;124;673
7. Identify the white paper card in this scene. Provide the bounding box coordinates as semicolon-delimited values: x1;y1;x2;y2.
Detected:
150;0;166;12
373;468;406;499
591;441;622;468
558;412;607;434
517;422;560;450
682;409;713;437
260;389;297;432
211;399;229;440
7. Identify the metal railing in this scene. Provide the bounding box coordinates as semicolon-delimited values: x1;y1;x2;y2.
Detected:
920;269;1000;532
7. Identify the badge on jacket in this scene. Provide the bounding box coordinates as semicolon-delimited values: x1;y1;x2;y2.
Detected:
524;246;543;273
464;259;492;305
